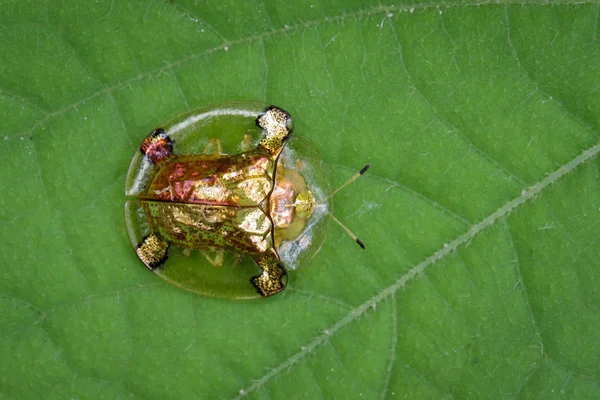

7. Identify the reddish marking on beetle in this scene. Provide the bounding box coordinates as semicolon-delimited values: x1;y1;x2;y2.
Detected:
270;180;295;227
169;163;186;180
140;129;173;164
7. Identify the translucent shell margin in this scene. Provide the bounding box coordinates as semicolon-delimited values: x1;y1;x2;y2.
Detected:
124;102;332;299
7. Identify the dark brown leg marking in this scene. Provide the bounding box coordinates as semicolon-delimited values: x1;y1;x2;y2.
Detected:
140;128;173;164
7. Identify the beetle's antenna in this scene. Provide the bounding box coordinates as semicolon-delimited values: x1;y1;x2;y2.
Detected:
324;164;370;249
328;212;365;249
328;164;370;199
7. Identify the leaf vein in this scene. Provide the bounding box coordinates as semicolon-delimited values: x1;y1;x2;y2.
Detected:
11;0;595;139
285;287;355;310
504;6;598;133
379;292;398;400
388;14;528;187
29;139;92;295
168;1;229;43
503;218;545;354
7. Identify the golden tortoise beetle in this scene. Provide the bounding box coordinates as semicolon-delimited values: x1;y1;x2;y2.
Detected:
124;102;368;299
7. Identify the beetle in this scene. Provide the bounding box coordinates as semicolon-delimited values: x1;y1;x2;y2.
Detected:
124;102;367;299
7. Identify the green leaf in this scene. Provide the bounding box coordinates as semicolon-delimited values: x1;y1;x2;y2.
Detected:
1;1;599;399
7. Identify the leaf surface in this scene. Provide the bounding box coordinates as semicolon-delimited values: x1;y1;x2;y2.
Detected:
1;1;599;399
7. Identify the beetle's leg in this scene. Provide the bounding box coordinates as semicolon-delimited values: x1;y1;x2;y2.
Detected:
200;250;225;267
136;234;169;269
250;249;288;297
203;138;223;155
231;252;243;267
140;129;173;164
241;134;253;152
256;106;293;157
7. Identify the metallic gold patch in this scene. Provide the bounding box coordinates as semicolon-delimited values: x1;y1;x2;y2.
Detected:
237;177;271;203
251;249;288;297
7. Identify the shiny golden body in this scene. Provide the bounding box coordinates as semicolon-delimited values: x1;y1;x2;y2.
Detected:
141;152;276;254
133;106;316;297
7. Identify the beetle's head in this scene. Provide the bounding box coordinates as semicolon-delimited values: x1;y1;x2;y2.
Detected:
293;190;316;220
270;165;317;247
